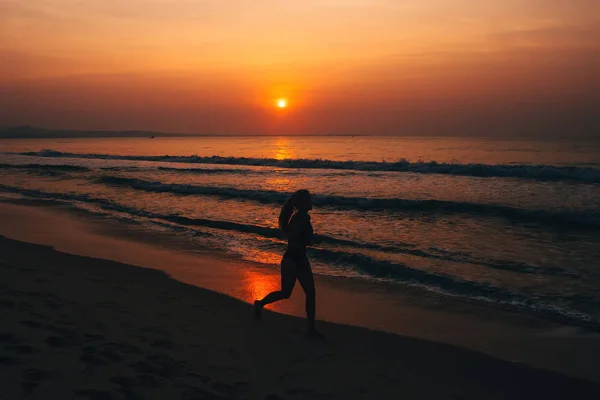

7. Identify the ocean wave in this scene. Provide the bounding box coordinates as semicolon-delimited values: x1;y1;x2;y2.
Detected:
11;149;600;183
0;163;89;172
311;248;526;298
309;248;597;327
1;184;596;327
0;184;574;278
96;175;600;228
157;166;272;175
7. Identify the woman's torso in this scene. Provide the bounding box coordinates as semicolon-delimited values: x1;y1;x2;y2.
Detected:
284;211;312;261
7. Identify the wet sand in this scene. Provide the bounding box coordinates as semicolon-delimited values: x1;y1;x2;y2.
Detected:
1;201;600;398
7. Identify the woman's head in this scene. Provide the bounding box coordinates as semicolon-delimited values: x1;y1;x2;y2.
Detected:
291;189;312;212
279;189;312;236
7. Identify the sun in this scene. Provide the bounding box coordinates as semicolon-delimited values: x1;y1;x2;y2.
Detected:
276;98;288;108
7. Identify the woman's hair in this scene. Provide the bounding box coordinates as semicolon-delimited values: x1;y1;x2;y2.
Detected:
279;189;311;237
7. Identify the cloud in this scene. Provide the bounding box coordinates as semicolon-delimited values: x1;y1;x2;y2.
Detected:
489;24;600;49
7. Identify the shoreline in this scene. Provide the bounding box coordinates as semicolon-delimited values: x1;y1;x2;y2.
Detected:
1;200;600;387
0;198;585;328
2;238;600;399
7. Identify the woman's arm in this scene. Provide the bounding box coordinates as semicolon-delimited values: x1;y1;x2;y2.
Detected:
302;214;321;245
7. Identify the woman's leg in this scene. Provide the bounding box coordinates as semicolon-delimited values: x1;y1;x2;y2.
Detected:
255;258;296;318
296;259;316;332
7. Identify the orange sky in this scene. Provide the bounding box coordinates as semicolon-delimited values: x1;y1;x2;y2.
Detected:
1;1;599;135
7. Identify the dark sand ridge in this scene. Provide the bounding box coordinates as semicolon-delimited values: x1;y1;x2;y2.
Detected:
1;201;600;399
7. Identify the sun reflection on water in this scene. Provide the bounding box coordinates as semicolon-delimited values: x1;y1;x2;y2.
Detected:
264;176;293;192
273;137;291;160
243;269;281;305
242;249;282;267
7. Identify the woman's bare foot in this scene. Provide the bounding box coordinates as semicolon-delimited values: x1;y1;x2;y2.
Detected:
306;328;325;339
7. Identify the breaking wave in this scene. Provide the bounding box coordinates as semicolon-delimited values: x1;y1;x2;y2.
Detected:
1;183;595;328
0;183;573;277
0;163;89;172
96;175;600;228
11;149;600;183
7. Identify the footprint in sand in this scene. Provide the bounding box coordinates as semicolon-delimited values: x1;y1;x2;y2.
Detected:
0;299;15;308
264;394;285;400
186;372;211;383
45;336;70;347
109;375;141;398
0;332;19;343
0;355;20;365
73;389;113;400
286;387;314;395
20;320;43;329
17;302;35;311
44;300;64;310
95;301;119;309
136;373;161;388
99;347;124;362
81;354;110;367
179;385;234;400
104;341;142;354
5;344;36;354
150;339;174;349
46;324;78;339
210;381;252;397
127;334;148;343
315;352;334;360
207;364;245;374
110;375;137;388
143;326;168;335
84;333;106;341
79;343;128;366
234;381;251;390
130;360;166;377
21;368;57;392
130;354;186;379
55;319;76;326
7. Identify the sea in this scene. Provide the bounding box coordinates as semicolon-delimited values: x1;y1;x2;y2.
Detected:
1;136;600;328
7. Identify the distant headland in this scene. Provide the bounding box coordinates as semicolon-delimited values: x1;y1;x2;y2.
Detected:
0;126;186;139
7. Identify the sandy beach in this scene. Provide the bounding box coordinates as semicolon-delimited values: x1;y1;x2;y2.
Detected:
1;201;600;399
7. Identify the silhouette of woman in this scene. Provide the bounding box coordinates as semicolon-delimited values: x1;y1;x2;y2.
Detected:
254;189;322;336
